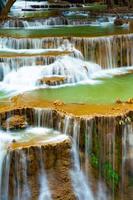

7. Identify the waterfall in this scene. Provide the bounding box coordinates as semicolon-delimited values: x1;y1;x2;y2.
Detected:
1;34;133;69
1;17;93;29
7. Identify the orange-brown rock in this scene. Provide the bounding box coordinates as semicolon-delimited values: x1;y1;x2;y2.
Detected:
53;100;65;106
126;98;133;104
38;76;66;86
2;115;27;130
115;98;122;104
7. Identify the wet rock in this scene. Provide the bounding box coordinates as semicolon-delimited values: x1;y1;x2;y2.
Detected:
114;17;124;26
53;100;64;106
38;76;66;86
129;21;133;31
126;98;133;104
2;115;28;130
115;98;122;104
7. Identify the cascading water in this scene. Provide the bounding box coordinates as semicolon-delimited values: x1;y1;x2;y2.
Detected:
0;52;101;92
34;108;53;128
1;0;133;199
0;39;90;88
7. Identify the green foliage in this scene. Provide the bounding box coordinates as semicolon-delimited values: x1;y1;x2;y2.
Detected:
102;162;120;189
90;154;120;190
90;153;99;168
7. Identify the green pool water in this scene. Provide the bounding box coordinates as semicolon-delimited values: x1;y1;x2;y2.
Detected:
26;74;133;104
0;73;133;105
0;25;131;38
0;90;12;107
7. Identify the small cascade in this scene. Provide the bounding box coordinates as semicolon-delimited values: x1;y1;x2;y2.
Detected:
41;56;101;84
1;17;94;29
2;17;68;28
34;108;53;128
0;37;64;49
1;55;101;92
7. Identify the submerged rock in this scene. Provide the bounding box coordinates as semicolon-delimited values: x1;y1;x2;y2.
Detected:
2;115;28;130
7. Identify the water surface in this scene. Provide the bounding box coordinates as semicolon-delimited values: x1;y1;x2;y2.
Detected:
25;73;133;104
